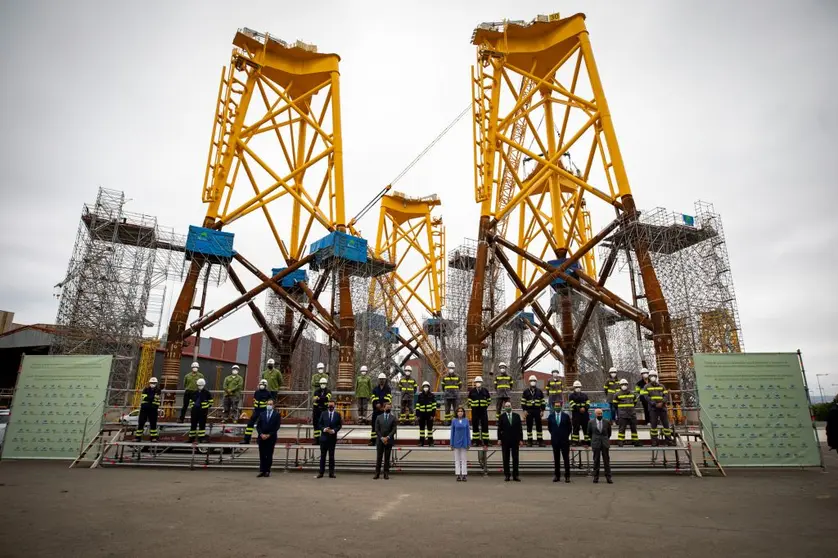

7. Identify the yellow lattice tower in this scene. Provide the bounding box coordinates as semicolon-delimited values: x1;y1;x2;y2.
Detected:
132;339;158;409
372;192;446;380
466;13;676;389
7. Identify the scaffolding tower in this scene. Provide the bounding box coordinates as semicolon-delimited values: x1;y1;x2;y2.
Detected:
52;187;191;401
604;201;743;404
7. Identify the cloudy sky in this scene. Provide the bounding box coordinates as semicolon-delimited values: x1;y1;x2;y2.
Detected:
1;0;836;396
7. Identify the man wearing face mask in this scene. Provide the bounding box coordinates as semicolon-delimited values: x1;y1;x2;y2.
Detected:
568;380;591;446
311;362;329;395
312;377;332;445
416;381;438;446
441;362;462;425
317;399;342;478
635;368;651;423
587;408;613;483
546;369;564;411
398;365;418;425
369;373;392;446
497;402;524;481
255;399;281;477
188;378;213;443
522;375;546;447
494;362;512;415
135;377;161;442
615;378;641;447
643;370;674;446
467;376;491;446
222;365;244;422
373;402;398;479
355;365;372;424
603;367;620;425
262;358;282;401
241;379;270;444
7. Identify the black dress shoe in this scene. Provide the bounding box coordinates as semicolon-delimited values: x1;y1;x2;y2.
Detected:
373;474;380;480
383;473;390;480
504;476;511;482
565;478;571;483
329;473;336;479
553;476;559;482
606;478;613;484
513;477;521;482
593;477;599;483
257;472;265;477
316;472;324;478
265;472;271;477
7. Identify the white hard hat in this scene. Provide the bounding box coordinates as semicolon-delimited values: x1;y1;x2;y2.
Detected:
498;362;508;368
422;380;431;387
267;358;275;365
641;368;649;375
573;380;582;388
609;367;617;374
149;377;158;384
447;361;455;368
378;372;387;379
475;376;483;383
319;378;327;385
404;365;412;373
232;365;240;370
528;375;537;382
317;362;325;370
191;362;199;368
619;378;629;385
360;365;368;372
196;378;206;387
259;379;268;386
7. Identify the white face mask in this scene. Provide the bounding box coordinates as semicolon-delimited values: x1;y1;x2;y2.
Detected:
405;372;411;377
609;373;616;378
621;385;628;391
423;386;429;392
259;384;267;390
650;377;658;383
475;382;482;388
361;371;367;375
150;383;157;388
529;381;536;387
448;368;455;373
232;370;239;375
574;387;581;392
266;404;274;411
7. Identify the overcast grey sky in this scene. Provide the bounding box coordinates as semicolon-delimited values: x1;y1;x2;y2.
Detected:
1;0;836;395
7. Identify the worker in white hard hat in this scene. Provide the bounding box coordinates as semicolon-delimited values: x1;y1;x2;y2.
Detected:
312;377;332;444
635;367;651;423
369;372;392;445
522;375;546;447
241;379;271;444
494;361;512;414
546;369;564;410
262;358;283;400
615;378;641;447
355;365;372;424
643;370;674;446
568;380;591;446
467;376;492;446
179;361;205;423
416;380;437;446
603;367;620;424
311;362;329;394
398;365;418;425
135;376;161;442
222;364;244;421
188;377;213;443
441;361;462;425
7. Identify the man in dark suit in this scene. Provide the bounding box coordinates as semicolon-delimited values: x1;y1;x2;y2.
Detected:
587;407;613;484
373;402;398;479
317;399;342;478
497;401;524;481
548;407;572;483
256;399;281;477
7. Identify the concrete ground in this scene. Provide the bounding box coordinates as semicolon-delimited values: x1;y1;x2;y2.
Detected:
0;448;836;558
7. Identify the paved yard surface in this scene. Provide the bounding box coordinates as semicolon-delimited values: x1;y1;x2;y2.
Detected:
0;447;835;557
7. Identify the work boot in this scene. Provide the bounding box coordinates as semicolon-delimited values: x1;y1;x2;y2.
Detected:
239;439;250;445
428;440;434;447
618;441;624;448
150;438;158;444
651;438;659;447
527;440;533;448
633;441;642;447
419;440;425;447
538;440;545;448
667;438;676;447
134;437;142;443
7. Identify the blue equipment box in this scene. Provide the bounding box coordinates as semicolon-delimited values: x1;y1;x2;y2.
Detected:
185;226;234;262
309;230;368;263
548;257;581;286
270;267;308;288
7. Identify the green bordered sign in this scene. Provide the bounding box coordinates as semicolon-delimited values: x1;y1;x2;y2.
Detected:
3;355;112;460
694;353;821;467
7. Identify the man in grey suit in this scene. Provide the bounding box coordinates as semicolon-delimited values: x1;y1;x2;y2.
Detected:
587;408;613;484
374;401;398;479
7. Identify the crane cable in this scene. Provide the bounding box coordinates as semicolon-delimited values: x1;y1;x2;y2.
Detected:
348;102;471;227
